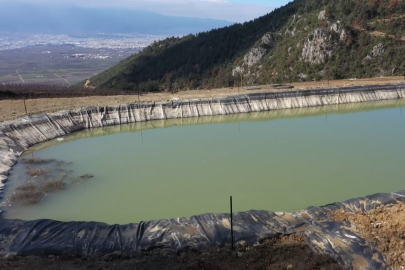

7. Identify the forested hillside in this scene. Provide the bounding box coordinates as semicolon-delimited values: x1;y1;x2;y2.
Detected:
84;0;405;91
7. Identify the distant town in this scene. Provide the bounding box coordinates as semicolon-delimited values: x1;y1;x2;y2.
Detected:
0;33;170;51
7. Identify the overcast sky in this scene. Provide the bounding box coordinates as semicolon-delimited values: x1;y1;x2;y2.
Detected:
1;0;292;22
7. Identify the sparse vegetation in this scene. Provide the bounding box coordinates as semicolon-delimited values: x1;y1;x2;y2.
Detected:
22;158;55;165
26;167;50;177
6;159;94;206
11;184;45;205
79;174;94;179
43;180;65;192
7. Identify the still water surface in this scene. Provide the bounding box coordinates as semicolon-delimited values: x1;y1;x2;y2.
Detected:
3;100;405;224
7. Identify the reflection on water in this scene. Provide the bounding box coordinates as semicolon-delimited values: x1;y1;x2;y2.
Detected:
2;99;405;224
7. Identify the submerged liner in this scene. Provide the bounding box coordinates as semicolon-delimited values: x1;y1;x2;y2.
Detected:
1;84;405;269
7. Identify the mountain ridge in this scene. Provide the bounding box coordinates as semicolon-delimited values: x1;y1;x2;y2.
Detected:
84;0;405;91
0;3;233;35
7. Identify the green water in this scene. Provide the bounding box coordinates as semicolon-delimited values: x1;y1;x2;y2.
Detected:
2;100;405;224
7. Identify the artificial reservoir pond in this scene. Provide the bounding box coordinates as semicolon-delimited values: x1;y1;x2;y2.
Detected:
2;100;405;224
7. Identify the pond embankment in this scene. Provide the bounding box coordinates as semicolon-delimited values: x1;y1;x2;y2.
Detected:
0;83;405;269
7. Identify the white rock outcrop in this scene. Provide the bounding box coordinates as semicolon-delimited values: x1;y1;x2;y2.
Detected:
302;28;336;64
363;43;385;64
330;20;346;40
244;47;268;67
370;43;385;57
318;10;327;20
232;33;274;77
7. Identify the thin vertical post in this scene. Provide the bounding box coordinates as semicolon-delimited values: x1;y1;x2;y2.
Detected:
141;128;144;144
23;97;27;114
230;196;234;250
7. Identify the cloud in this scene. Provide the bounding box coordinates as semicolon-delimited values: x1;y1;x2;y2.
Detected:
2;0;275;22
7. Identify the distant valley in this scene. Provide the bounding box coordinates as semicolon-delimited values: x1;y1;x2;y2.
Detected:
0;3;233;35
0;45;140;85
0;3;234;86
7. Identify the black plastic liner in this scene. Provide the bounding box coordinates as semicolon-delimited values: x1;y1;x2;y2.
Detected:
1;190;404;269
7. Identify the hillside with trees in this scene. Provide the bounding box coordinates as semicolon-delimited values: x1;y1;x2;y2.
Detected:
83;0;405;91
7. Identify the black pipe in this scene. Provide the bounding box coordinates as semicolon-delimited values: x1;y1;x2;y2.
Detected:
230;196;234;250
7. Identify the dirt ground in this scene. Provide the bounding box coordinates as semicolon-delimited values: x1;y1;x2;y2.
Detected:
1;76;404;123
0;234;343;270
331;202;405;270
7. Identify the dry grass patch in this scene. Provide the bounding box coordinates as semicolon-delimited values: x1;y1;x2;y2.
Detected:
10;184;45;205
27;167;50;177
43;180;65;192
22;158;55;165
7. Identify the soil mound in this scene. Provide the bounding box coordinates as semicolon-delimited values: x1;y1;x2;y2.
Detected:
331;202;405;270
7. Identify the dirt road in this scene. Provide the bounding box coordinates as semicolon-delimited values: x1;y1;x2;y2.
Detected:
1;76;404;123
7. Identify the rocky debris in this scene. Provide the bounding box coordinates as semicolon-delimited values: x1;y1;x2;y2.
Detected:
363;43;385;64
302;28;336;64
298;73;308;79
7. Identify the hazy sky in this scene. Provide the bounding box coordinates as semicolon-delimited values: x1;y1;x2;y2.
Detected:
1;0;292;22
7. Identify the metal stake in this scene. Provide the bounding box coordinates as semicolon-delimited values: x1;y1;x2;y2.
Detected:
230;196;234;250
23;97;27;114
